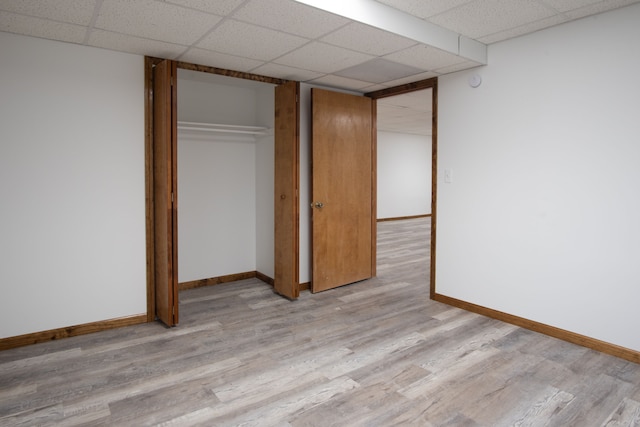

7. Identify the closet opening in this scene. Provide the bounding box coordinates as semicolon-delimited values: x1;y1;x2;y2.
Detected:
145;57;291;325
176;68;277;294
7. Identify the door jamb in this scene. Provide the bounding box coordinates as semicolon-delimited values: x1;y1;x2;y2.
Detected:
365;77;438;298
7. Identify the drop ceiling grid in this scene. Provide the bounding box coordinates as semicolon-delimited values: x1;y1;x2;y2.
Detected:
250;63;325;82
376;0;476;19
165;0;247;16
274;41;374;74
383;44;471;72
180;47;266;72
0;11;87;44
427;0;560;39
310;74;375;91
0;0;97;25
562;0;640;19
231;0;350;39
320;22;418;56
94;0;221;46
1;0;639;94
196;20;309;62
88;29;188;58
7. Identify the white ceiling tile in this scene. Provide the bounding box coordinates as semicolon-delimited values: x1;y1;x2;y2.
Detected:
250;63;325;81
320;22;417;56
0;11;86;43
275;41;374;74
95;0;219;45
434;60;482;74
429;0;558;39
539;0;605;12
0;0;97;25
335;58;424;84
477;13;569;43
88;29;188;58
179;47;266;71
382;71;439;88
233;0;350;39
563;0;640;19
384;44;466;71
309;74;373;91
377;97;432;135
379;89;433;112
197;20;308;61
362;83;389;92
376;0;476;18
178;68;271;89
165;0;246;15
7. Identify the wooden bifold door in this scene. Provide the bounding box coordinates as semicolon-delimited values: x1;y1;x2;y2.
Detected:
152;59;179;326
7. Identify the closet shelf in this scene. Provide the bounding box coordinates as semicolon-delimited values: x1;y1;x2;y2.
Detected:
177;121;271;135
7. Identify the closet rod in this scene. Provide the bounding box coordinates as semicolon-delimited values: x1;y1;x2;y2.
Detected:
177;121;270;135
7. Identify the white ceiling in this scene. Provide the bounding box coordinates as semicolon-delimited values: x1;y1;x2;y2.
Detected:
378;89;433;136
2;0;638;135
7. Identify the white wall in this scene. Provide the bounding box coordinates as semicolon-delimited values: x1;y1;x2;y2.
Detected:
177;132;257;282
377;131;431;219
0;33;146;338
437;4;640;351
177;73;274;282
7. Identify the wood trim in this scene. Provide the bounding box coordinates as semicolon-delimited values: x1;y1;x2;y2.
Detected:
255;271;274;286
430;79;438;299
298;282;310;291
179;271;258;291
433;293;640;364
371;98;377;277
144;56;163;323
179;271;276;291
365;77;438;99
176;61;289;86
0;315;147;351
377;214;431;222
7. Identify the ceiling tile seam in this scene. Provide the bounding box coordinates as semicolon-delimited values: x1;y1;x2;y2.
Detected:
161;0;250;16
172;0;252;61
174;16;231;61
82;0;103;45
0;9;90;30
245;60;330;80
263;39;397;75
475;13;572;44
536;0;569;15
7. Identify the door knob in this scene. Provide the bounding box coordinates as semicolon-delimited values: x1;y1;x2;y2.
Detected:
311;202;324;208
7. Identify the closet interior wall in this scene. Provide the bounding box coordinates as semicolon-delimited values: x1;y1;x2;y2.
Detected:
176;69;275;284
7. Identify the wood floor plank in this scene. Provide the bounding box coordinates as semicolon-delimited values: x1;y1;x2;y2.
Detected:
1;218;639;426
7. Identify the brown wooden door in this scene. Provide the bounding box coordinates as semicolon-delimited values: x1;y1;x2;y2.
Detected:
153;59;179;326
311;88;376;292
274;81;300;299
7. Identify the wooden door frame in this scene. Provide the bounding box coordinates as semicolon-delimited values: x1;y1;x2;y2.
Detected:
144;56;289;321
365;77;438;298
274;81;300;299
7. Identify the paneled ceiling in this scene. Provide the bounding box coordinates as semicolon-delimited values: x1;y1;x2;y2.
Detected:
2;0;638;135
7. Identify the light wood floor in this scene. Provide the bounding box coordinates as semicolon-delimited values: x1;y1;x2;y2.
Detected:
2;218;640;426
